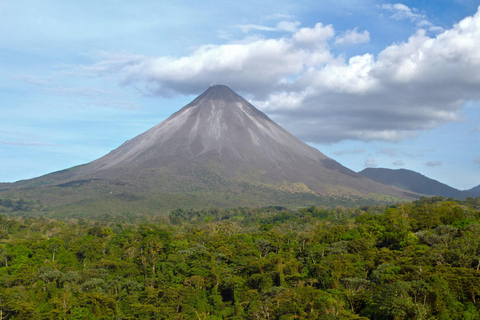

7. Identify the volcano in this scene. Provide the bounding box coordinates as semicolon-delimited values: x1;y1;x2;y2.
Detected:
1;85;415;212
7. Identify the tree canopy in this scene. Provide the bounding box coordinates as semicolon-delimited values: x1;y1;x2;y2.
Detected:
0;196;479;319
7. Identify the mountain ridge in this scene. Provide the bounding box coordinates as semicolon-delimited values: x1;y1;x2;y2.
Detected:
1;85;417;212
359;167;480;199
468;184;480;194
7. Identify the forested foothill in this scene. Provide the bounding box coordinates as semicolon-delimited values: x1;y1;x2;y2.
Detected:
0;196;479;319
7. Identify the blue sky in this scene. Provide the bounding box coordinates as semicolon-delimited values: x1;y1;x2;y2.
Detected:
1;1;480;190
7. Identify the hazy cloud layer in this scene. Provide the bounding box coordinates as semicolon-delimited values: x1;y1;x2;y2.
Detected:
380;3;444;33
0;131;56;147
393;160;405;166
238;20;300;33
82;6;480;144
0;140;56;147
426;161;443;167
333;148;366;155
381;149;398;157
14;74;52;86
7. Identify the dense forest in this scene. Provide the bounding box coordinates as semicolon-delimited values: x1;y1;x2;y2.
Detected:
0;197;480;319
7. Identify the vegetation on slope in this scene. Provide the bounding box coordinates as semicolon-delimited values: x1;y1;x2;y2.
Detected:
0;196;479;319
0;177;408;217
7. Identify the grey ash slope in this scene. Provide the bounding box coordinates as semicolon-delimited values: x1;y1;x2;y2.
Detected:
3;86;415;210
83;85;330;178
55;86;408;194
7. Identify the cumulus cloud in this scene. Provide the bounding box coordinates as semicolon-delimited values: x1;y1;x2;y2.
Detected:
393;160;405;166
293;23;334;45
84;24;334;99
426;160;443;167
334;28;370;45
82;8;480;143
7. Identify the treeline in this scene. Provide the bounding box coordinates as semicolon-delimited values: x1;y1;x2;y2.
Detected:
0;198;43;213
0;197;479;319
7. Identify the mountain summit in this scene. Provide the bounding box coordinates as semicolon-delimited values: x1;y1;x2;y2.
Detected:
84;84;330;179
2;85;415;211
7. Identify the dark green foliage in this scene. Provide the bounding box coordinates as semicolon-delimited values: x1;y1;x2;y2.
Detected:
0;197;478;319
0;198;42;213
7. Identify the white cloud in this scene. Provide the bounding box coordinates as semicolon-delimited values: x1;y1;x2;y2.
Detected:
312;53;376;93
82;8;480;143
276;21;300;33
474;156;480;165
334;28;370;45
293;23;334;47
84;24;335;98
238;24;277;33
381;3;424;22
380;3;443;33
393;160;405;166
267;13;295;21
238;20;300;34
